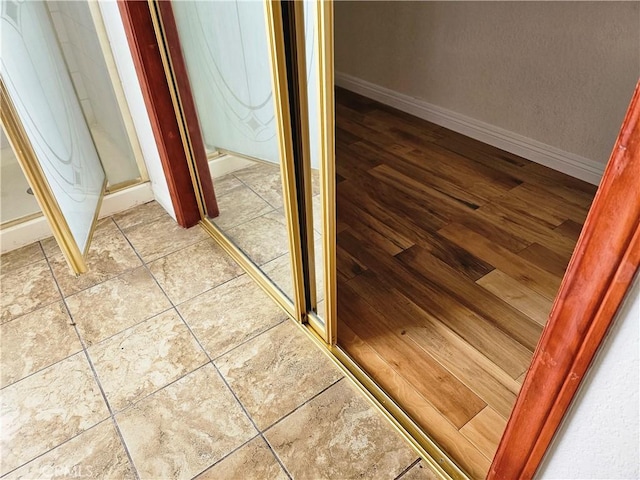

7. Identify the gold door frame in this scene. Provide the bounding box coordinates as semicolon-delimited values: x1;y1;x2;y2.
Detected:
149;1;463;478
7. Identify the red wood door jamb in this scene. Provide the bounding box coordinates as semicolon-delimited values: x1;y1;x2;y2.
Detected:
489;80;640;479
117;0;215;227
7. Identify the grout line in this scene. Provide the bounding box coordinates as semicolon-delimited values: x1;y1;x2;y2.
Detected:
231;163;285;212
0;344;82;392
187;434;261;480
394;458;422;480
117;214;337;480
0;418;117;478
209;317;287;362
42;257;141;480
260;433;294;480
261;377;345;434
113;219;267;439
77;303;175;350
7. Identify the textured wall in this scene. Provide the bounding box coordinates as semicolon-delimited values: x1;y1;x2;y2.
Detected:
538;272;639;479
335;1;639;164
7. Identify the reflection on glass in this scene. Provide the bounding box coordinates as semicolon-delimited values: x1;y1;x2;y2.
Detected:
303;1;325;318
46;1;143;188
1;0;105;253
171;0;294;301
0;128;41;225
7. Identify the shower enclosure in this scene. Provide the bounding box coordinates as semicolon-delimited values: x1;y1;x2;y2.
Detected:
0;0;147;265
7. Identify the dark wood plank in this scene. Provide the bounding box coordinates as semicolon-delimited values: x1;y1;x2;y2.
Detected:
439;223;562;301
517;243;571;278
334;86;599;479
338;182;493;280
338;229;532;378
395;245;543;352
554;219;585;243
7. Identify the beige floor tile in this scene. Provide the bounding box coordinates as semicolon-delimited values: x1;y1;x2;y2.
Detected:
89;310;207;412
117;364;256;480
0;353;109;475
66;267;171;346
213;185;273;231
48;225;142;297
148;239;243;305
312;193;323;234
400;461;440;480
215;321;342;430
112;201;167;230
195;436;288;480
265;380;418;480
311;168;320;196
5;420;135;480
40;218;118;259
0;259;60;323
123;214;208;263
0;243;44;274
261;254;294;301
233;162;284;209
211;174;244;197
1;302;82;388
179;274;287;358
226;212;290;266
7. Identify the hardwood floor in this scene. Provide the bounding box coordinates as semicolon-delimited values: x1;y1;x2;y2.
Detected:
334;88;598;479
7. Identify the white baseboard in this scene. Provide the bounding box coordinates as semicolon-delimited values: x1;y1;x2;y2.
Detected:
208;154;255;178
1;182;154;254
335;72;604;186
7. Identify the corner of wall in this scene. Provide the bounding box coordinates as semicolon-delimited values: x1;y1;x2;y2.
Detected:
335;72;605;186
97;0;177;221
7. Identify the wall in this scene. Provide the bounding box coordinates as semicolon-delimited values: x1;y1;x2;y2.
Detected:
334;2;639;180
538;272;639;479
98;0;175;219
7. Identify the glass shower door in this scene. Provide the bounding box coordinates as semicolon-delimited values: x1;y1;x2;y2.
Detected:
1;0;106;273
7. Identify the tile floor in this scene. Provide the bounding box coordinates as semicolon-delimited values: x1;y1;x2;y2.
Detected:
211;159;324;306
0;201;437;480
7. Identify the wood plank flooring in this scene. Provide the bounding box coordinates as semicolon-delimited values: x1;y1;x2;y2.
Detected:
334;88;598;479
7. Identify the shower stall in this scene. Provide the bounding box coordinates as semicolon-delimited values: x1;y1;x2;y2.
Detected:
0;0;148;252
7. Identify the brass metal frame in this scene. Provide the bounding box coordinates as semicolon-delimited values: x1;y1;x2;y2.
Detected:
292;0;318;314
147;0;306;321
315;0;337;345
263;0;307;322
0;78;105;274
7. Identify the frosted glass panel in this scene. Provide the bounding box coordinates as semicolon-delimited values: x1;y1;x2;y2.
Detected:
172;1;279;163
48;0;142;187
1;0;105;253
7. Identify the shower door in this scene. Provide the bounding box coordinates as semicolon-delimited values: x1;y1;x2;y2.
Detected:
1;0;106;273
